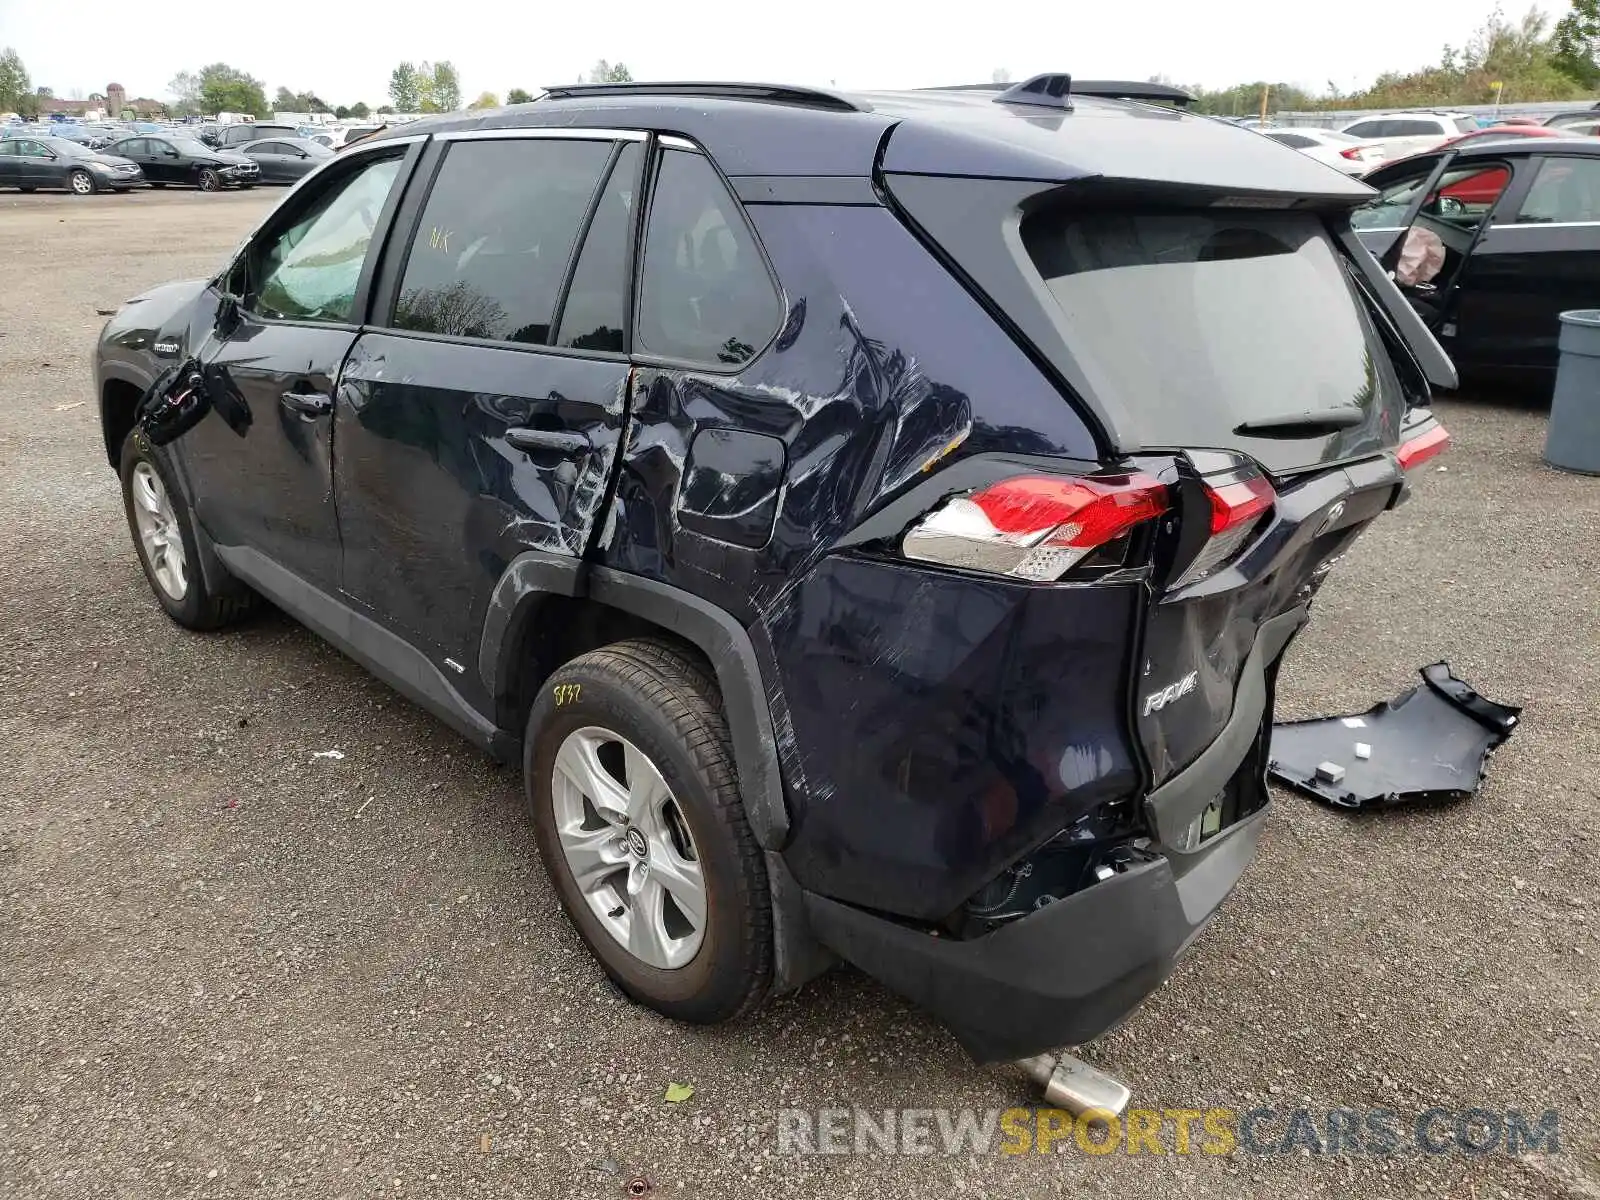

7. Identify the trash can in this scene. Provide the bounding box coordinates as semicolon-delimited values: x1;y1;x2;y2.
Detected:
1544;310;1600;475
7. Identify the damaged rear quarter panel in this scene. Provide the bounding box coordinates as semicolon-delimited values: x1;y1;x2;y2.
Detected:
597;201;1106;917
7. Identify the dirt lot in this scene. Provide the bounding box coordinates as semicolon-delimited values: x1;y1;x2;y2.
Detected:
1;187;1597;1199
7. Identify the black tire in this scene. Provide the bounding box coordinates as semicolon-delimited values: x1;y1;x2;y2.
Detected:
68;169;96;196
18;185;34;193
197;168;221;192
118;430;256;630
148;182;165;189
239;182;256;190
525;638;772;1024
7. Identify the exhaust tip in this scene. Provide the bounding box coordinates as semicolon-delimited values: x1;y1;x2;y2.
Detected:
1014;1052;1132;1119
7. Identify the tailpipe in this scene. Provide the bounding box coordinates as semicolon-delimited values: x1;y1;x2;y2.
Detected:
1013;1052;1132;1119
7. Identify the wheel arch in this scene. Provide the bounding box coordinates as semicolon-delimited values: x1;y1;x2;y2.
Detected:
480;553;789;852
100;369;152;468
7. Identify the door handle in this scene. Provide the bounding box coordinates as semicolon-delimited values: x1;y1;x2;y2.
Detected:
281;389;333;416
505;427;591;455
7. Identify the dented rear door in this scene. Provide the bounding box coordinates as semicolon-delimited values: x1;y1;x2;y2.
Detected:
331;133;640;675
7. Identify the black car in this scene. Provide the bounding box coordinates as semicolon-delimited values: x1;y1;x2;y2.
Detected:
1543;104;1600;128
1355;138;1600;390
0;135;143;193
93;78;1452;1064
240;136;334;183
102;134;259;191
209;122;301;150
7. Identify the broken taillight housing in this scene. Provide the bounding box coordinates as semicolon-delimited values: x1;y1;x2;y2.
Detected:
1397;422;1451;470
1172;472;1277;588
902;473;1169;581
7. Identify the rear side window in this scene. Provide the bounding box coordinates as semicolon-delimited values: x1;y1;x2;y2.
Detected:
1267;133;1315;149
1390;119;1444;137
636;147;780;367
1021;209;1399;457
1344;120;1387;138
1517;158;1600;223
556;142;641;353
393;138;612;345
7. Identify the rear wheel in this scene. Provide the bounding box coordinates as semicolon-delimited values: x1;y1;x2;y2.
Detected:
69;169;95;195
196;168;221;192
18;185;34;193
525;639;772;1024
119;431;256;629
148;182;165;189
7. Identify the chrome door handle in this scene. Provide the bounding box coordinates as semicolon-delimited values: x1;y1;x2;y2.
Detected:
281;390;332;416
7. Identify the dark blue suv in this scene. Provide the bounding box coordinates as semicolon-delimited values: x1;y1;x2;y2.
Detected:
95;78;1454;1063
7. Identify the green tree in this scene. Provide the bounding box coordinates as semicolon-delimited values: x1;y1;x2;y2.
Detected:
349;100;371;119
0;47;28;114
586;59;632;83
15;92;39;119
274;85;298;110
389;62;419;111
334;103;351;119
36;85;52;99
469;91;500;109
195;63;268;116
428;61;461;110
377;104;395;115
1553;0;1600;85
506;87;534;104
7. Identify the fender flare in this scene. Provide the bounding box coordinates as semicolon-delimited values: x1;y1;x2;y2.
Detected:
97;361;157;467
478;553;791;851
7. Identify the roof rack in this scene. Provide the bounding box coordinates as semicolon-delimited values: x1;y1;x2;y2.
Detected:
538;82;868;114
944;74;1196;109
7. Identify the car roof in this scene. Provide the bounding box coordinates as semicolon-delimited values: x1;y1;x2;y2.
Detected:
1449;136;1600;159
364;79;1368;199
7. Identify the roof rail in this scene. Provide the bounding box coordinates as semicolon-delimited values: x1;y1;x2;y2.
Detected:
968;74;1196;109
538;82;868;114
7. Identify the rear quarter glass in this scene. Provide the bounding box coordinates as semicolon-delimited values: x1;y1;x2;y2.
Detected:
1019;208;1406;473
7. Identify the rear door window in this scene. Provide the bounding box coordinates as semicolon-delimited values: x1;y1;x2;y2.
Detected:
556;142;641;353
392;138;613;345
635;146;781;367
1516;158;1600;223
1020;209;1401;462
1267;133;1315;149
1344;119;1388;139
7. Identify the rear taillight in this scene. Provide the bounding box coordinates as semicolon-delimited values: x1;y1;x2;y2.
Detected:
1173;473;1277;587
902;473;1168;581
1340;147;1365;160
1397;422;1451;470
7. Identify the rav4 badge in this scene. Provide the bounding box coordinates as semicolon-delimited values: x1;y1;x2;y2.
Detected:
1143;671;1199;716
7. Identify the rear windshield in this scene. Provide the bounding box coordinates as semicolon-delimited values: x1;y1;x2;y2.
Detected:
1454;117;1479;134
1021;209;1400;463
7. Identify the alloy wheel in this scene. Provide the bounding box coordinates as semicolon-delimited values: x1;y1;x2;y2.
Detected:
551;726;707;970
130;462;188;601
70;171;93;195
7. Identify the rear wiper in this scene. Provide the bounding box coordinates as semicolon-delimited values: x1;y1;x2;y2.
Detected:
1234;409;1365;438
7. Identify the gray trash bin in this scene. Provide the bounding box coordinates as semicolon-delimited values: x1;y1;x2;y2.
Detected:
1544;310;1600;475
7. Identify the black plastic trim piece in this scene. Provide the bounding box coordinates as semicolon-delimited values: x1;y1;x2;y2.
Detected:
586;566;789;849
214;545;516;760
476;549;585;698
539;81;868;114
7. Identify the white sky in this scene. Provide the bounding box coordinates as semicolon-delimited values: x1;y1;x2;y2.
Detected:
0;0;1574;108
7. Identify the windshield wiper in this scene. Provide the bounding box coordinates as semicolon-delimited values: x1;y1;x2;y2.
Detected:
1234;409;1365;438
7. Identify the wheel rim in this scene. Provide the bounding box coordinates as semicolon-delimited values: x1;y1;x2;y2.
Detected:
130;462;188;601
199;171;217;191
551;726;706;970
71;172;92;194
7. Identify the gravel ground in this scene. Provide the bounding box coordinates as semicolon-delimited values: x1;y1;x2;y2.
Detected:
1;188;1597;1200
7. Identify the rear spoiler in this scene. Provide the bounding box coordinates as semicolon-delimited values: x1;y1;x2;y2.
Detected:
991;74;1197;110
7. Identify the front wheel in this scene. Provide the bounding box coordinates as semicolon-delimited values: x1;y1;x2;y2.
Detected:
238;182;255;190
69;169;96;195
119;432;256;629
196;168;221;192
525;639;772;1024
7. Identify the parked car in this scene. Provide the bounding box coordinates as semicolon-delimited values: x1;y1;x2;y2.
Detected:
102;134;259;191
1438;124;1571;150
1355;139;1600;391
199;122;300;150
1544;104;1600;129
1260;127;1384;174
241;136;333;183
0;135;143;193
1339;111;1478;162
94;76;1452;1064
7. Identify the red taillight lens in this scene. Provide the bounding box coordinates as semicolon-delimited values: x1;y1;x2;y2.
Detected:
903;473;1169;581
1206;475;1276;534
1340;147;1365;160
1397;422;1451;470
1173;473;1278;588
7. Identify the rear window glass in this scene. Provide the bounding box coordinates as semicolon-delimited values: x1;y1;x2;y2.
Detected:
1021;210;1399;457
1454;117;1479;134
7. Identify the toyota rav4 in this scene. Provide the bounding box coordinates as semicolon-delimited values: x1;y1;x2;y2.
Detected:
94;77;1454;1063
